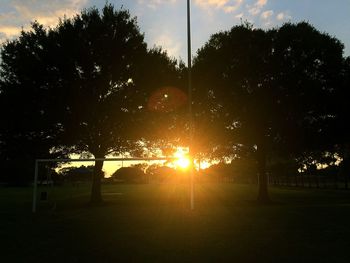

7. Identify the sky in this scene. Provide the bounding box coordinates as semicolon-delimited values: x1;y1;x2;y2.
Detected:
0;0;349;63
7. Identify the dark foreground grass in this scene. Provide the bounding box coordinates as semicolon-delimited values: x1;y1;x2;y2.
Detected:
1;183;350;263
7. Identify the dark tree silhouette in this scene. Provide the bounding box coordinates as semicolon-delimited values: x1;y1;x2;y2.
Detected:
331;57;350;187
133;48;187;153
0;4;180;202
193;22;345;202
112;166;146;183
0;23;68;184
59;165;96;182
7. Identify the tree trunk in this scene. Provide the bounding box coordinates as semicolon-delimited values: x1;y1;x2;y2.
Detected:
257;142;270;203
301;173;305;187
308;174;312;188
90;157;104;204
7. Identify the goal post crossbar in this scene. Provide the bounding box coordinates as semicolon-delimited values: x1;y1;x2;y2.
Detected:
35;157;178;163
32;157;183;213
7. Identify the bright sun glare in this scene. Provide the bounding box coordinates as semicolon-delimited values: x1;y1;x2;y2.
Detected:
175;156;190;169
174;148;190;169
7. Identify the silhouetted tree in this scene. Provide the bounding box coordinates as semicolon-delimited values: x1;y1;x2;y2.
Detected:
139;52;188;152
193;22;345;202
59;165;96;182
0;4;180;202
0;25;68;184
112;166;146;183
330;57;350;187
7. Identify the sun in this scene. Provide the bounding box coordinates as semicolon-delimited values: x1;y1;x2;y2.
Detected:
175;156;191;169
174;147;191;169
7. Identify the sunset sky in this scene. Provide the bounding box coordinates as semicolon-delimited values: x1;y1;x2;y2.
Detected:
0;0;349;63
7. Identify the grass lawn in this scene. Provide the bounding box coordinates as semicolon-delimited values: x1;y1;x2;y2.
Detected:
1;183;350;262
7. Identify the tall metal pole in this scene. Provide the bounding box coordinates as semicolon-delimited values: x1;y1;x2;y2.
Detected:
187;0;194;210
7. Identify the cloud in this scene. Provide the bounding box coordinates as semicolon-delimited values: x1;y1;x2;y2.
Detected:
194;0;243;13
0;25;26;42
151;32;182;58
276;12;291;21
261;10;273;20
256;0;267;7
138;0;177;9
0;25;23;37
235;12;244;18
247;0;267;16
0;0;87;42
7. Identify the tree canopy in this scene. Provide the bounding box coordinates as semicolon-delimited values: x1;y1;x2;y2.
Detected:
193;22;346;201
0;4;182;201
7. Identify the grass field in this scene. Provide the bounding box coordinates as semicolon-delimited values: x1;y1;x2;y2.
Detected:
1;183;350;262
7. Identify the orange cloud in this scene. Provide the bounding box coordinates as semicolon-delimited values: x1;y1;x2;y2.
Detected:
0;0;87;42
194;0;243;13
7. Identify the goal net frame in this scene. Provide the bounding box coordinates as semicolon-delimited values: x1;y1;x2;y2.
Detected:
32;157;194;213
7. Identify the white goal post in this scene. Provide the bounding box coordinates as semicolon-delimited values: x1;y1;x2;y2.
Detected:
32;157;194;213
